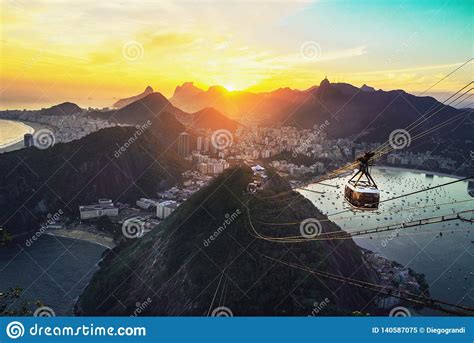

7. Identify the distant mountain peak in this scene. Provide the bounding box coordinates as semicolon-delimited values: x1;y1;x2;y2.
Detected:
320;77;330;88
113;86;154;108
360;84;376;92
39;102;82;116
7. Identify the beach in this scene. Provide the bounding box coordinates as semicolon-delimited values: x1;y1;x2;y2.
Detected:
0;119;34;148
47;228;116;249
0;120;53;153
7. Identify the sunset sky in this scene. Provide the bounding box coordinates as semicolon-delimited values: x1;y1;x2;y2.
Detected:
1;0;472;109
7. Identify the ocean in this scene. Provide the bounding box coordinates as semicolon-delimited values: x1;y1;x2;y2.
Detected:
299;167;474;315
0;235;106;315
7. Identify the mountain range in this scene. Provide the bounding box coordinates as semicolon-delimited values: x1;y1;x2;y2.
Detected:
169;79;473;145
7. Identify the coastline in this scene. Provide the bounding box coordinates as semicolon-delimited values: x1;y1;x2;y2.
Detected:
376;165;469;180
46;228;116;249
0;120;53;153
0;120;34;149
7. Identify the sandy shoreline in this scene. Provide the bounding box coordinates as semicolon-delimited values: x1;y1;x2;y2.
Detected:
46;228;116;249
0;119;35;149
0;120;53;153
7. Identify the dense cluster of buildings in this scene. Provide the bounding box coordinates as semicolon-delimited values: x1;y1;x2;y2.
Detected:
0;110;114;144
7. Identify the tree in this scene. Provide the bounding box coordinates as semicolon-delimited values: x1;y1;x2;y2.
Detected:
0;287;40;316
0;227;12;246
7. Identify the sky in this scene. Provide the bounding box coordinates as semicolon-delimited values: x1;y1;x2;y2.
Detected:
0;0;472;109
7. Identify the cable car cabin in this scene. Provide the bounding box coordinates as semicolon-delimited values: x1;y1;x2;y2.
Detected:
344;181;380;209
344;151;380;210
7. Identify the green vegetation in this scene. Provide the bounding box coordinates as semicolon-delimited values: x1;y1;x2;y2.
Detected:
0;287;41;316
94;216;122;240
78;167;380;316
0;227;12;246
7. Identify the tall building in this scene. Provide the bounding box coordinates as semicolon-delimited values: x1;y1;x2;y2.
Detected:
24;133;34;147
196;136;203;151
178;132;190;157
203;137;210;153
